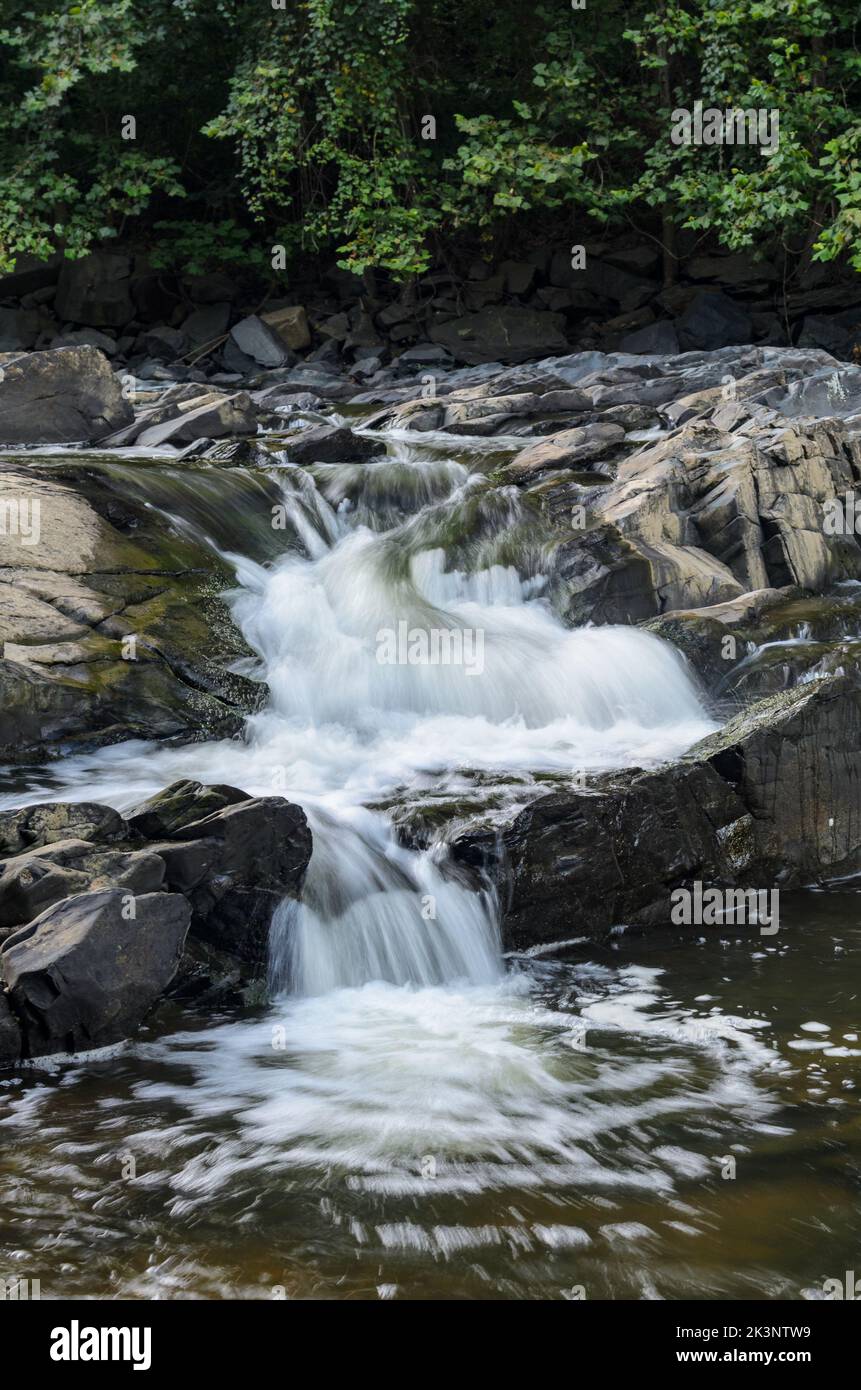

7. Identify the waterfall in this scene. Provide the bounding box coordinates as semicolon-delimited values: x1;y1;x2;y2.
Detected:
1;439;716;996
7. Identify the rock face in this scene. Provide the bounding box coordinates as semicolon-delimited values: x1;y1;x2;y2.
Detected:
0;783;313;1065
452;672;861;951
54;251;134;328
0;346;133;444
1;888;191;1059
429;306;569;364
0;461;272;764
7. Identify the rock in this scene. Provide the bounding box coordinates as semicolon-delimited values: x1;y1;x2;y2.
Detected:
0;839;165;933
148;794;311;966
500;260;537;296
0;255;61;300
282;423;381;464
54;251;133;328
137;325;187;361
619;321;680;355
0;346;133;444
797;316;850;357
183;272;238;304
261;305;311;351
0;307;43;352
430;306;568;365
229;315;293;368
127;780;249;839
135;391;258;447
451;671;861;950
0;465;270;763
0;802;128;856
395;344;453;372
676;291;754;351
503;422;625;480
51;328;118;356
181;302;231;348
687;253;779;286
0;992;21;1065
0;888;190;1058
544;407;861;624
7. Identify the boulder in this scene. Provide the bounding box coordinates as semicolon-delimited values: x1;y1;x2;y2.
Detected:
429;306;568;365
676;291;754;352
0;346;133;444
262;305;311;351
229;314;293;369
181;302;231;348
452;671;861;950
0;992;21;1066
0;839;165;934
135;391;258;447
126;779;249;839
140;789;312;966
282;423;382;464
0;888;190;1058
54;251;133;328
619;321;680;355
0;802;127;857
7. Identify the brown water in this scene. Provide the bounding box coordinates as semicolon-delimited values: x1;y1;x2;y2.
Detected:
1;891;858;1301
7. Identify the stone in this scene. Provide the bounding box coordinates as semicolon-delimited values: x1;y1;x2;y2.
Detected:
0;992;21;1066
503;422;626;480
262;305;311;351
1;888;190;1057
0;803;128;857
282;423;382;464
676;292;754;352
135;391;258;447
619;321;680;355
429;306;568;365
126;780;250;839
0;346;133;444
181;302;231;349
229;315;292;368
54;251;133;328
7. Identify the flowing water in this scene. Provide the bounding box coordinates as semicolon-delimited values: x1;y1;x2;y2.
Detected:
1;433;859;1300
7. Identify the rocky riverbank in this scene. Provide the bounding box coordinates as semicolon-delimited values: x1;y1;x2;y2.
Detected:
1;328;861;1063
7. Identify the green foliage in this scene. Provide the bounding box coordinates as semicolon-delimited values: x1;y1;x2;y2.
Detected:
0;0;859;280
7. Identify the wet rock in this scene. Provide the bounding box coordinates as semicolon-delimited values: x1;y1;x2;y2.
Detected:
0;346;133;444
282;423;381;464
54;251;133;328
147;793;312;967
126;780;250;839
0;992;21;1065
452;671;861;950
503;422;626;480
0;888;191;1058
0;802;128;856
0;839;165;933
134;390;258;447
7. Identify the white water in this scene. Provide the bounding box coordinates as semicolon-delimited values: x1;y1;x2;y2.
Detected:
3;436;799;1298
7;441;716;995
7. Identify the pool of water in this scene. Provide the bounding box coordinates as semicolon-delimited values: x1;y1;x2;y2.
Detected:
2;891;857;1301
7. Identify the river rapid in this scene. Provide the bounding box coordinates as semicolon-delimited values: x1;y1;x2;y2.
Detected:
1;429;858;1300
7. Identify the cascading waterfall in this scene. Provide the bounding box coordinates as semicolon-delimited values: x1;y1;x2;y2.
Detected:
5;437;716;997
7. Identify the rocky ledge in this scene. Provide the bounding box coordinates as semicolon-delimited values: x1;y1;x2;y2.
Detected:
0;780;312;1066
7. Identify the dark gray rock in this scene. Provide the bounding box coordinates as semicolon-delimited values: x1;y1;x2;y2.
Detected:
430;306;568;365
1;888;191;1058
150;794;312;966
229;314;292;369
0;346;133;444
54;251;133;328
127;780;250;839
181;302;231;348
619;321;680;355
282;423;382;464
0;802;128;857
452;672;861;951
676;291;754;352
0;992;21;1065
